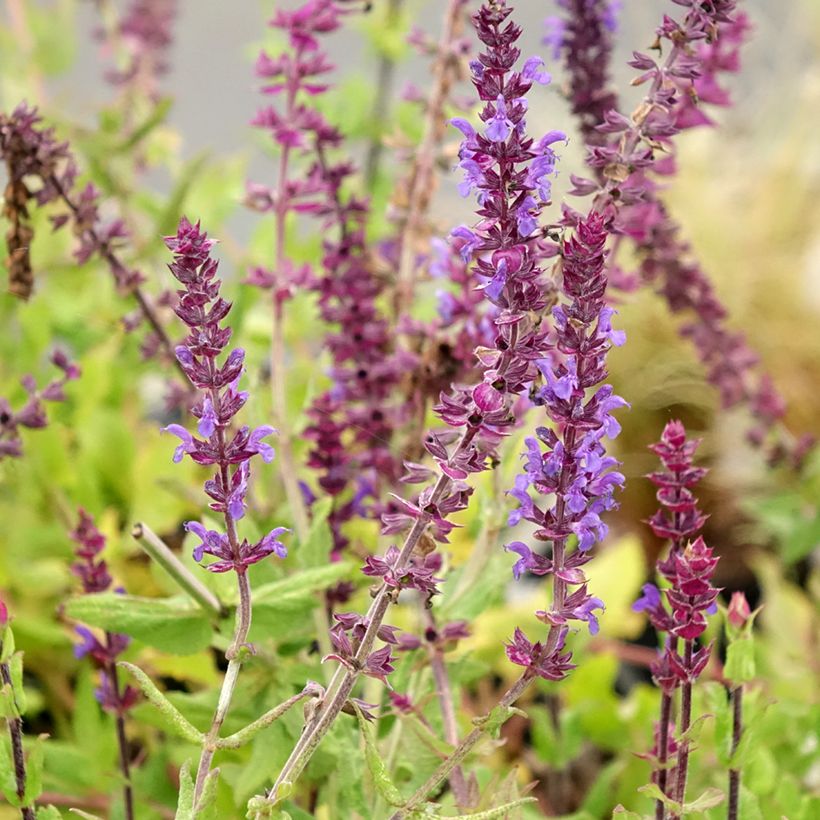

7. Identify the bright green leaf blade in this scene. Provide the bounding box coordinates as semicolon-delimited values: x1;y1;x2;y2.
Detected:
64;593;213;654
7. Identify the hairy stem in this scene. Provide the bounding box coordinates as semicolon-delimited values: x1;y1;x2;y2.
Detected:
423;609;470;807
671;641;694;818
104;641;134;820
392;0;466;319
131;522;223;617
727;684;743;820
48;175;185;381
390;671;535;819
262;426;478;803
193;571;251;803
1;658;36;820
655;690;672;820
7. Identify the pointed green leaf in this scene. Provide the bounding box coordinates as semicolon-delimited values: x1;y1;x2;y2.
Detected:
682;786;725;813
194;768;221;820
36;807;64;819
353;703;404;807
175;760;196;820
637;783;681;813
252;563;353;605
472;705;526;739
0;625;14;662
65;593;212;654
724;638;756;684
0;735;22;807
9;653;26;715
297;497;333;569
397;712;455;759
23;734;46;805
118;662;204;743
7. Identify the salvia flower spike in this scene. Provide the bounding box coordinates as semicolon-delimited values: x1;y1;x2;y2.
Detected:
162;217;289;575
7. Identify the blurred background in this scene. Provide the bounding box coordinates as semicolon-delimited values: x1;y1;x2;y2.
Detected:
1;1;819;817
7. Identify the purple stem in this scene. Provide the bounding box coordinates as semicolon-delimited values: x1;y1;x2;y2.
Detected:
727;684;743;820
672;641;694;818
423;609;470;807
1;660;36;820
655;689;672;820
104;633;134;820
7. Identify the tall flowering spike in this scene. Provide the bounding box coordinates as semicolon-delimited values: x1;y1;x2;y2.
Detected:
504;210;625;680
544;0;620;147
633;421;719;815
100;0;177;101
163;217;289;574
69;510;138;715
249;0;408;568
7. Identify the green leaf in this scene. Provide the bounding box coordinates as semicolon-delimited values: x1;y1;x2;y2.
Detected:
118;662;204;743
297;497;333;569
194;768;221;820
353;702;404;807
0;624;14;662
724;638;756;684
117;98;173;151
252;563;353;605
175;760;196;820
64;593;213;654
637;783;680;813
410;798;538;819
682;787;725;813
0;735;21;807
9;652;26;715
397;712;455;760
472;705;526;739
23;734;46;805
36;807;64;819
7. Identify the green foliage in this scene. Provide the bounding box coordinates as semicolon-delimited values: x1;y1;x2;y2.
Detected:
64;594;213;654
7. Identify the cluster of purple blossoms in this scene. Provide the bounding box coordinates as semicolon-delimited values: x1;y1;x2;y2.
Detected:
70;510;138;715
249;1;408;560
504;212;626;680
556;0;810;464
633;421;719;691
0;350;80;460
98;0;177;101
324;613;400;686
542;1;620;146
0;104;180;372
162;217;288;574
632;421;720;813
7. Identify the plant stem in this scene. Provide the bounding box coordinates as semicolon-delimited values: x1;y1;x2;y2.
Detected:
48;174;186;382
363;0;402;189
131;522;224;617
0;658;36;820
193;571;251;804
727;684;743;820
104;641;134;820
392;0;466;319
423;609;470;808
261;425;478;804
671;641;694;819
655;690;672;820
389;671;535;819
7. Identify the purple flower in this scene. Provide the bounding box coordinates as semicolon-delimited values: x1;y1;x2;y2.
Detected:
165;218;288;574
484;95;514;142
